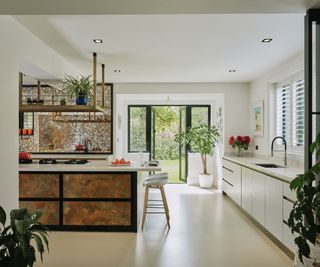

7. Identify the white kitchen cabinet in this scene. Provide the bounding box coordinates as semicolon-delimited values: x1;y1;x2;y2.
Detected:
241;167;253;215
252;171;266;226
265;176;283;241
222;159;242;206
282;182;297;252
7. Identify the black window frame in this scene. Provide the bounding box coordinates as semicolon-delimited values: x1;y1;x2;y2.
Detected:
127;104;211;153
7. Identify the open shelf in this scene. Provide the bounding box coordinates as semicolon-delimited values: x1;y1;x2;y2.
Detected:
19;104;101;113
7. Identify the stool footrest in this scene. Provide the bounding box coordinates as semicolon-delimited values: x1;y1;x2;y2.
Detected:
146;212;166;214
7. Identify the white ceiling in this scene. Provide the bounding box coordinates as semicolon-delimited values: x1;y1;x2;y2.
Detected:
15;14;304;83
3;0;320;14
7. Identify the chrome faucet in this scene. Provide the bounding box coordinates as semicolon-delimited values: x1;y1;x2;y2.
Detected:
271;136;287;167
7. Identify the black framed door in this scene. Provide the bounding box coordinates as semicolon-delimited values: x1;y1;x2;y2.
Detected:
128;104;211;183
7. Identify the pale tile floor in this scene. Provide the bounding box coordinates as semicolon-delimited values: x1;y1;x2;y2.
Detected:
36;185;293;267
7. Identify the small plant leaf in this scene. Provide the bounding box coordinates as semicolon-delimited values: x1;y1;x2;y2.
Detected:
33;234;44;262
0;206;6;227
15;219;31;235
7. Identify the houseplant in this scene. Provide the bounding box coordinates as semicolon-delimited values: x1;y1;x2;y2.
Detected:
63;74;93;105
229;135;250;156
288;132;320;266
176;124;220;188
0;206;49;267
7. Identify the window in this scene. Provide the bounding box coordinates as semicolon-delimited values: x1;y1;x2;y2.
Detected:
19;112;34;134
275;75;304;150
128;106;148;152
191;106;210;127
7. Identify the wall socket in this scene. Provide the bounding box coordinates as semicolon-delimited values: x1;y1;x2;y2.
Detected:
255;145;259;150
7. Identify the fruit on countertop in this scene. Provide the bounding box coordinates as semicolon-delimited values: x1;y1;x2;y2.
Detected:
19;152;31;160
111;158;131;165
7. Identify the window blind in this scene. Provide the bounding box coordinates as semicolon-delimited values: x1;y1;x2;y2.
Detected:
292;79;304;147
275;76;305;150
276;84;292;145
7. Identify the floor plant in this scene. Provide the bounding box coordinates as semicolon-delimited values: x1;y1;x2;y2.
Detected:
288;133;320;264
0;206;49;267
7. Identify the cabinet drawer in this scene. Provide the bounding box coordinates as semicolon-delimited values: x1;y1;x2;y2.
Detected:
283;222;297;252
265;176;283;241
283;198;294;222
222;159;241;185
19;201;59;225
283;182;297;202
63;201;131;226
63;174;131;198
19;174;60;198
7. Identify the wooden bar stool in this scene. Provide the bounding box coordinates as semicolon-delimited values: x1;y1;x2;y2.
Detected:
141;173;170;229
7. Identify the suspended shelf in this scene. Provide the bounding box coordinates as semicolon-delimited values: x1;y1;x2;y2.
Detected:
19;53;112;115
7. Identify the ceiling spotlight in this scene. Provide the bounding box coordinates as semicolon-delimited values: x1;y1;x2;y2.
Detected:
114;70;121;73
229;69;236;73
93;39;103;44
262;38;273;43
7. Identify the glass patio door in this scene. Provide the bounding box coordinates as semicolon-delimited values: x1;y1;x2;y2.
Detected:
179;107;187;182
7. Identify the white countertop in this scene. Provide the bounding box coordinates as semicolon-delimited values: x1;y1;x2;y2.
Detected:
223;155;304;183
19;160;161;172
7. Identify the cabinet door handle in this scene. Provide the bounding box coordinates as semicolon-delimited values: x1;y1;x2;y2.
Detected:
283;196;296;204
222;166;234;173
223;178;234;187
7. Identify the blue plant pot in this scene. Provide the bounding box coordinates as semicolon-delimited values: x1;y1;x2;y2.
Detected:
76;95;88;105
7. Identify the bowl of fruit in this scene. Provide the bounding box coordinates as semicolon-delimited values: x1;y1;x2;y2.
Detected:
110;158;131;167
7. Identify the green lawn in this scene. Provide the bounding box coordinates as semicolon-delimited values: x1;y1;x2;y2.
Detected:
158;160;185;184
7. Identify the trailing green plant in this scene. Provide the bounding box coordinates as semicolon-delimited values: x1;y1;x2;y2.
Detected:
175;124;220;175
288;132;320;263
0;206;49;267
63;74;93;98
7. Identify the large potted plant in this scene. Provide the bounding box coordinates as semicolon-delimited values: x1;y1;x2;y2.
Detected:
176;124;220;188
63;74;93;105
288;133;320;266
0;206;49;267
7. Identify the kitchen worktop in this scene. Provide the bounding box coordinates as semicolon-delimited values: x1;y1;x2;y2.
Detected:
19;160;161;172
223;155;304;183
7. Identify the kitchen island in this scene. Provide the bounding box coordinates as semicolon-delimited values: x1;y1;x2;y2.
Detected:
19;161;160;232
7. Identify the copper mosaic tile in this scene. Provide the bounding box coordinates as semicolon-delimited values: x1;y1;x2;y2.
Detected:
63;201;131;226
19;201;59;225
19;85;112;154
63;174;131;199
19;174;60;198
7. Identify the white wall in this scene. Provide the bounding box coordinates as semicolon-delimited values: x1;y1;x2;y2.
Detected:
0;16;78;213
114;83;250;188
249;51;304;167
114;83;250;154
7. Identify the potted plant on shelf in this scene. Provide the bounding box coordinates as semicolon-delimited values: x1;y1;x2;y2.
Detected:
176;124;220;188
288;133;320;267
229;135;250;156
0;206;49;267
63;74;93;105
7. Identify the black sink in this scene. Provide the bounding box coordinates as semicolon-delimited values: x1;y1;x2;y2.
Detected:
255;163;285;168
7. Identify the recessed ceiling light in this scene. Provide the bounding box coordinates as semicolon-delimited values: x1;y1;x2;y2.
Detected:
262;38;273;43
229;69;236;73
114;70;121;73
93;39;103;44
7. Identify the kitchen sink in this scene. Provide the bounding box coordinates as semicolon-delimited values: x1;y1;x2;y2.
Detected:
255;163;285;168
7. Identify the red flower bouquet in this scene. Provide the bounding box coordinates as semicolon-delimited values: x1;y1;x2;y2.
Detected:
229;135;250;156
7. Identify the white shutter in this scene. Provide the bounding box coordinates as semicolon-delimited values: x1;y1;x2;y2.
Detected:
276;84;292;145
292;79;304;147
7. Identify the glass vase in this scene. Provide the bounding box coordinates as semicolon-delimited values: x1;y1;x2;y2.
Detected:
236;147;243;157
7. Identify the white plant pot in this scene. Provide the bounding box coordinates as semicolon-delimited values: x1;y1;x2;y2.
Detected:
199;174;213;188
187;176;199;186
294;235;320;267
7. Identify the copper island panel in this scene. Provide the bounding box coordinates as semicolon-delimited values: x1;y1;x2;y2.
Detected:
19;173;60;198
63;201;131;226
19;201;59;225
63;174;131;199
